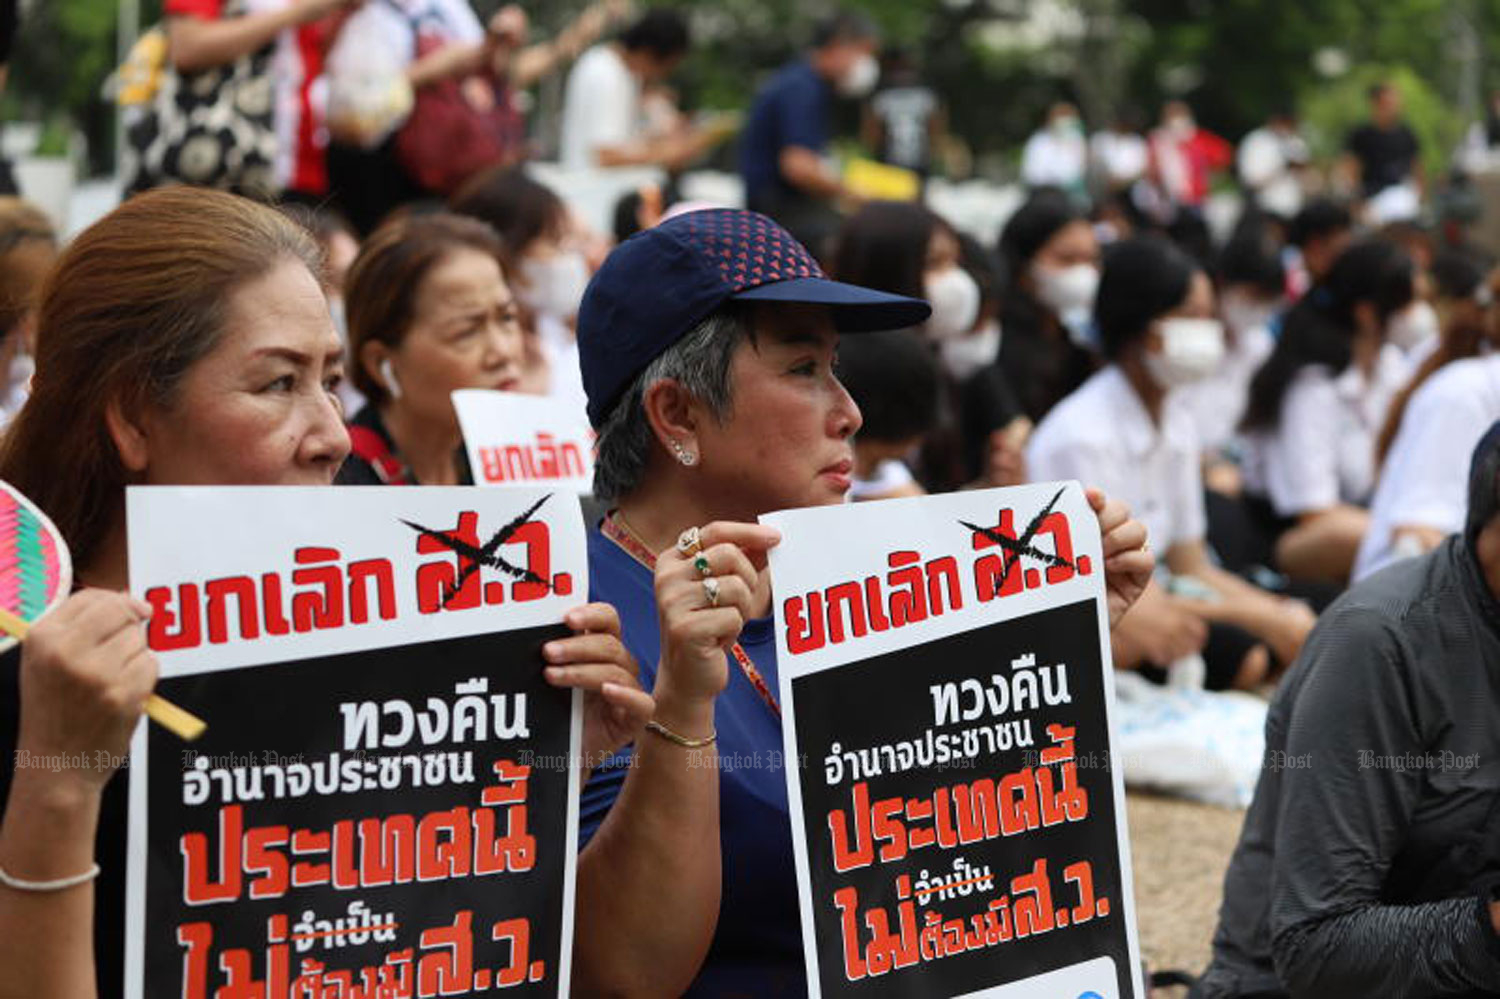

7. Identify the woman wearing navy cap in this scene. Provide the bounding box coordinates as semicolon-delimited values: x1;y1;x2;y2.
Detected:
571;208;1155;995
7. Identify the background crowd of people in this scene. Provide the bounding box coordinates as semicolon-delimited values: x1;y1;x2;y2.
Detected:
4;1;1500;997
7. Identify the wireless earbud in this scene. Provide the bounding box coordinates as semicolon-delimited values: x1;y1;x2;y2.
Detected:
379;358;402;400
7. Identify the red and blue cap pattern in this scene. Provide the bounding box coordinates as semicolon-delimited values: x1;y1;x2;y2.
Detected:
578;207;929;428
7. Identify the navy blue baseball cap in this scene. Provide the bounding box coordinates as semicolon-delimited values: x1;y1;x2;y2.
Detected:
577;208;931;428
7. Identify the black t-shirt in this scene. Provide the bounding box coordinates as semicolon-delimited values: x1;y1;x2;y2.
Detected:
0;646;129;998
1345;122;1420;197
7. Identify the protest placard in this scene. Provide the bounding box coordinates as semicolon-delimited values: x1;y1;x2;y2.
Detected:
124;486;584;998
453;390;595;494
764;482;1143;999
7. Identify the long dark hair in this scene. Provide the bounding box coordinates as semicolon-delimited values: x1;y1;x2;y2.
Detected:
450;165;567;270
830;200;947;300
1241;240;1415;433
1375;249;1492;465
1095;236;1199;362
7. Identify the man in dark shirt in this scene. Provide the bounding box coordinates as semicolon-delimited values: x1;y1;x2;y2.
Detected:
1197;421;1500;998
738;10;879;254
1343;82;1422;222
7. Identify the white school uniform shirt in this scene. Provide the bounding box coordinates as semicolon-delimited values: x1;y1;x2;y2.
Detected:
1027;366;1206;554
1178;323;1275;456
560;44;642;170
1353;354;1500;581
1237;125;1309;218
338;0;482;62
1243;343;1410;516
848;458;916;501
1090;129;1148;188
1020;128;1087;190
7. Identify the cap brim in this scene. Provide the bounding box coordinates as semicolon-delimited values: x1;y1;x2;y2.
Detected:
732;276;931;332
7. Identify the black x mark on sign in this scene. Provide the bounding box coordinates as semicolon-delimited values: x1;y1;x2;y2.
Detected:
402;493;552;608
958;485;1077;590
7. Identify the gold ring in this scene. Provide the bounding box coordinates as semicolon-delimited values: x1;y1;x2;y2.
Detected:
702;577;720;608
677;526;703;557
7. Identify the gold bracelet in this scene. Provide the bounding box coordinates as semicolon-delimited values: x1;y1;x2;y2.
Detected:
644;720;717;748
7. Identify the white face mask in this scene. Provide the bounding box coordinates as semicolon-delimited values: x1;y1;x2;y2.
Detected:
838;53;879;98
1143;317;1226;388
1220;297;1278;337
1385;300;1440;352
939;322;1001;382
1032;262;1099;317
921;266;981;342
519;251;590;320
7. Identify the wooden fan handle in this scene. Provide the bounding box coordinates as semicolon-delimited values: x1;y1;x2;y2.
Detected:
0;607;206;741
145;694;207;741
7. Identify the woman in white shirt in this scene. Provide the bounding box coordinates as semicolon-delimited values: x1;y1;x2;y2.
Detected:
1029;236;1314;688
1241;239;1419;583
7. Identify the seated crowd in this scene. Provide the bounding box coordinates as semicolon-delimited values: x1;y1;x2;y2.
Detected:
2;36;1499;996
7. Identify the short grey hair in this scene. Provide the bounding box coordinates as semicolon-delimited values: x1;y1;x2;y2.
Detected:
592;306;749;501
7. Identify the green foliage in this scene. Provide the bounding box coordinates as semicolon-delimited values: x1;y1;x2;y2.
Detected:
5;0;1498;180
1300;64;1464;178
8;0;120;172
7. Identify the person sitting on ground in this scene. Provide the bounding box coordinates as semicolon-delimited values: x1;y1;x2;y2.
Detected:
568;207;1156;996
451;165;599;412
338;212;527;486
1239;239;1418;584
1199;420;1500;999
985;189;1101;425
1029;236;1314;689
1374;248;1497;466
0;186;649;998
1283;197;1353;299
837;329;938;501
829;199;1024;491
1354;348;1500;582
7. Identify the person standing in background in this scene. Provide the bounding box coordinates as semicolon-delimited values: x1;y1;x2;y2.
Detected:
157;0;362;199
738;10;880;254
1021;101;1089;203
1145;100;1232;262
862;48;943;183
0;0;18;196
560;9;717;172
0;199;55;424
1343;82;1424;225
1090;108;1149;204
1238;108;1310;222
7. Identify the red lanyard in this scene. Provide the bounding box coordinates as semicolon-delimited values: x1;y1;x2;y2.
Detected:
601;510;781;720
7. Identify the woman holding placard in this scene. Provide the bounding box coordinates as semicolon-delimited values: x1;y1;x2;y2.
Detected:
337;212;529;487
570;207;1155;996
0;187;651;997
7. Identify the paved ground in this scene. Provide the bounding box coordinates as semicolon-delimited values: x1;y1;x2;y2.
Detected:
1126;792;1248;990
